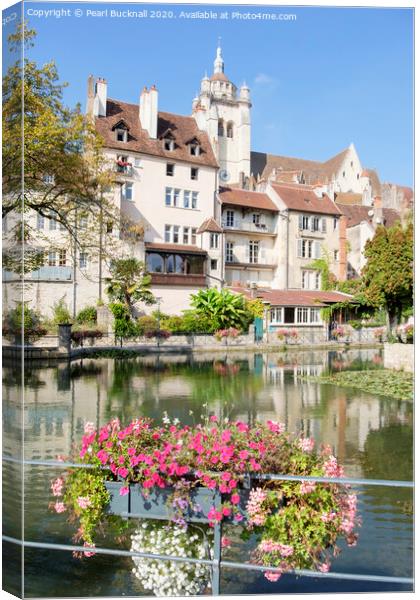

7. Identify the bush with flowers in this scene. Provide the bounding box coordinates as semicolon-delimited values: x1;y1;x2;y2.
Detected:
50;415;359;583
214;327;240;342
276;329;299;343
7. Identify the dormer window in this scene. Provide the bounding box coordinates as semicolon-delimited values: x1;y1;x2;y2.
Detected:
112;120;129;143
189;140;201;157
164;137;175;151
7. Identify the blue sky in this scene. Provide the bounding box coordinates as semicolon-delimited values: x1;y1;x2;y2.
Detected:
5;1;414;185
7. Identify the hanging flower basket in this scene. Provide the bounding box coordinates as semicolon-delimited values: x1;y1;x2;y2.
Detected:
50;415;359;584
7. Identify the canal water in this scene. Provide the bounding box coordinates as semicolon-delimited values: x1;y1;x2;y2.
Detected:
2;348;413;596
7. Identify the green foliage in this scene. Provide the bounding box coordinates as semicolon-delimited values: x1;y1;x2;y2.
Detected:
105;258;155;317
76;305;97;325
136;315;158;335
303;369;413;402
244;298;265;319
362;222;413;332
109;302;139;338
2;302;47;342
190;288;248;330
308;256;336;291
52;297;72;324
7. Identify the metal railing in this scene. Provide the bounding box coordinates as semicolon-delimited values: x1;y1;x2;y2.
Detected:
2;456;414;595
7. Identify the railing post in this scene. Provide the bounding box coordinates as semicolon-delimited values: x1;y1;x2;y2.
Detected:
212;521;222;595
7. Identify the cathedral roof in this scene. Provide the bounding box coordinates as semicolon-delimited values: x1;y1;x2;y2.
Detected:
95;99;219;168
210;72;229;82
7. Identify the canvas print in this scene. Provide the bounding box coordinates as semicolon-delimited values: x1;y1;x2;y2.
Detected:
2;1;414;597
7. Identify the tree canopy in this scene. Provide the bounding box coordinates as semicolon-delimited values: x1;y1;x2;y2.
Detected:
362;222;413;332
105;258;156;317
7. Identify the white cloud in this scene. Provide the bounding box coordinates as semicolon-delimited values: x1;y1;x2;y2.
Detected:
254;73;278;86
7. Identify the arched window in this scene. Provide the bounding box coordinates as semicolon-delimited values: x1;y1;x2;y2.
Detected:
218;119;224;137
146;253;164;273
226;121;234;138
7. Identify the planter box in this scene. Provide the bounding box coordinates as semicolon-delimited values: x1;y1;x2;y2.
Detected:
104;481;250;523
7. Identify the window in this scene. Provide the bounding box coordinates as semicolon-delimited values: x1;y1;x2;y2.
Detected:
321;218;327;233
249;241;259;264
298;214;310;230
225;210;234;227
357;173;360;180
147;253;164;273
297;307;309;324
312;217;320;232
192;192;198;209
315;272;320;290
252;214;261;226
79;251;88;269
298;239;320;259
122;182;133;201
116;129;127;142
191;167;198;180
2;216;7;233
174;189;180;207
37;214;45;230
43;174;54;184
134;158;142;168
106;221;113;234
164;137;175;151
165;225;171;242
59;221;66;231
350;161;354;167
218;119;224;137
189;141;200;156
165;188;172;206
166;164;174;176
48;251;56;267
226;121;234;138
49;216;57;231
284;307;295;324
173;225;180;244
342;171;345;177
166;254;184;274
183;227;189;244
116;155;130;173
334;250;339;262
191;228;197;245
310;308;321;323
333;217;339;230
183;190;191;208
225;242;234;263
211;259;218;270
59;250;67;266
301;271;308;289
270;308;283;323
210;233;219;249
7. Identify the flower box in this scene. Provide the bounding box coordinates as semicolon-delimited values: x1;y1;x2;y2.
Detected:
104;481;250;523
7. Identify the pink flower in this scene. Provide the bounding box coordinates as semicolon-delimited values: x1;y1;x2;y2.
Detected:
83;542;96;557
51;478;64;497
236;421;248;432
119;486;129;496
84;422;95;434
221;472;231;481
231;493;240;505
118;467;129;478
267;421;285;434
221;536;232;548
222;506;231;517
319;561;330;573
210;415;218;422
234;513;243;522
238;450;249;460
54;502;66;513
298;437;315;453
264;571;281;582
77;496;92;509
300;481;316;495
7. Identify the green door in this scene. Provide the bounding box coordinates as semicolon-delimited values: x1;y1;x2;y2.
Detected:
254;317;263;342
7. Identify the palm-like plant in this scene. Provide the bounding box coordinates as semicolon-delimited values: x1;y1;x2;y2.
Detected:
190;288;247;330
105;258;155;317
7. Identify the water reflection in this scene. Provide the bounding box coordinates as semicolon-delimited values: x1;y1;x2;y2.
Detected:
2;348;413;596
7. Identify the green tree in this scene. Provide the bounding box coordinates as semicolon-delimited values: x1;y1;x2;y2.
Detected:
2;23;127;274
190;288;248;330
105;258;155;317
362;222;413;334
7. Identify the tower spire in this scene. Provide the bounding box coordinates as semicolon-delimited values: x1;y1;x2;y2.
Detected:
213;40;224;74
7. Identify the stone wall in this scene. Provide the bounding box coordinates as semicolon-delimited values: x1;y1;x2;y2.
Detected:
383;342;414;372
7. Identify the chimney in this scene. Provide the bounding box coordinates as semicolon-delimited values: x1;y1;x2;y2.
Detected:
95;78;107;117
338;215;347;281
373;195;383;226
86;74;95;116
140;85;158;139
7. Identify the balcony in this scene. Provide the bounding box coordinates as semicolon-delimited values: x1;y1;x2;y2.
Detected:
225;249;277;268
150;273;206;287
222;219;275;235
31;266;73;281
115;162;133;177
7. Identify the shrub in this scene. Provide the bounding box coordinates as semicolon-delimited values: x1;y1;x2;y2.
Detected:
214;327;240;341
2;302;47;343
71;330;103;346
76;306;97;325
109;302;139;338
405;324;414;343
137;315;158;335
144;329;171;340
52;297;72;325
277;328;298;341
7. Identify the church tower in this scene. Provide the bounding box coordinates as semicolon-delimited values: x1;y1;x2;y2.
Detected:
193;44;251;186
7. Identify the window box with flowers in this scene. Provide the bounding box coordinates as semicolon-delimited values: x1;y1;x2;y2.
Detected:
50;415;359;592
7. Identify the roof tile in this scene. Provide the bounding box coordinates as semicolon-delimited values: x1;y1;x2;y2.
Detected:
272;183;342;216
